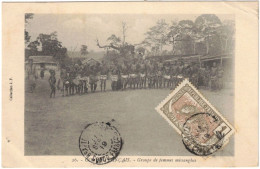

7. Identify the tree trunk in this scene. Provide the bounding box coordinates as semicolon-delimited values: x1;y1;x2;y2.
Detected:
122;22;127;47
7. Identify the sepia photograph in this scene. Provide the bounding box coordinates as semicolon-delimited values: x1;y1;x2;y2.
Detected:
24;13;235;157
2;1;259;167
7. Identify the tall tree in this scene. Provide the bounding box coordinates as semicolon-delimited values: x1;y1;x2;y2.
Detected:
195;14;222;54
144;19;169;55
122;22;128;46
168;20;201;55
37;32;61;56
97;22;134;62
97;35;135;59
178;20;207;55
28;31;68;61
25;13;34;24
25;13;34;44
195;14;222;55
26;40;40;58
167;21;181;54
219;20;235;53
176;20;194;55
107;34;121;46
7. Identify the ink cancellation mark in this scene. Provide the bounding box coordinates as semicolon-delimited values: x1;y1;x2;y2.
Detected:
79;122;122;165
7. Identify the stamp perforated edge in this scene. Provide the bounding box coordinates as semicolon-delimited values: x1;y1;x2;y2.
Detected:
155;79;235;144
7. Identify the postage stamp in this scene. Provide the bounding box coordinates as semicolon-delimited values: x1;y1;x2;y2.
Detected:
182;113;226;156
156;79;234;156
79;122;123;165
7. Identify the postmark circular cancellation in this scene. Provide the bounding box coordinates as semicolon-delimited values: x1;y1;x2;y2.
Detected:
182;113;224;156
79;122;122;165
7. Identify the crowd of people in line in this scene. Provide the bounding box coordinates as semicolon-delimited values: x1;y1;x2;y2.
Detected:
44;58;225;98
26;58;225;98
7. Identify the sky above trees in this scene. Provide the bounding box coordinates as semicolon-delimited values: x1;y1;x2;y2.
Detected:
26;14;234;52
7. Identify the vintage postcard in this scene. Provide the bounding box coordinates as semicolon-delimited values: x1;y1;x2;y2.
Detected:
2;1;258;167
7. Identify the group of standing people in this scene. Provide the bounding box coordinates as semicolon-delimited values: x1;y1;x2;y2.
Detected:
108;59;224;91
49;59;225;98
26;58;225;98
56;62;104;97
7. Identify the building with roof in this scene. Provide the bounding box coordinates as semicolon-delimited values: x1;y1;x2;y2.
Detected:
82;58;100;65
25;56;58;70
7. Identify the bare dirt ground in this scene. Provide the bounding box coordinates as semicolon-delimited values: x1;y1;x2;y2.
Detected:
25;76;234;156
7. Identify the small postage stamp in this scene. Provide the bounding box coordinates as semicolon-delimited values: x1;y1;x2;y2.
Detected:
156;79;234;156
79;121;123;165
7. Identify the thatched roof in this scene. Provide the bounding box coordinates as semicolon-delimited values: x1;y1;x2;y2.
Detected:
82;58;100;65
27;56;56;64
200;53;233;61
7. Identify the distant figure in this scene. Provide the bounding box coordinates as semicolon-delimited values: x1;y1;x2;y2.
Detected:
40;69;45;79
89;64;99;92
170;61;178;88
163;66;171;88
49;70;56;98
157;67;163;88
139;61;146;89
176;61;184;85
26;59;38;93
205;65;211;89
111;65;120;91
210;62;218;90
217;65;224;90
190;64;199;88
121;63;129;90
129;63;137;89
147;62;155;88
58;68;67;96
100;61;109;92
64;72;71;96
198;63;206;87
